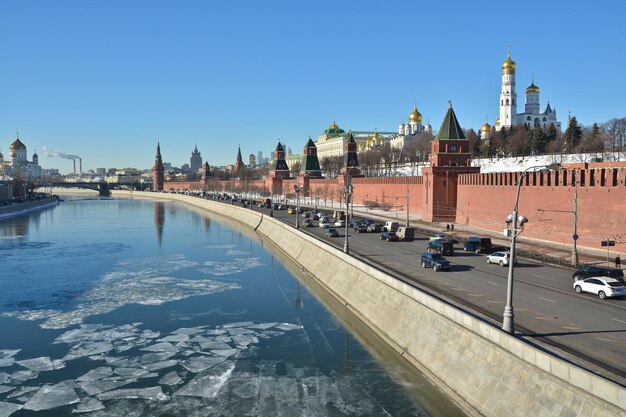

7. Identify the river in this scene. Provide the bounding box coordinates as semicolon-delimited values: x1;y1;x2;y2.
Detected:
0;194;466;417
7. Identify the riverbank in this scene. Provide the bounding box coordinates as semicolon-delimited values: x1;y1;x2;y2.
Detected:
115;191;625;417
0;196;60;221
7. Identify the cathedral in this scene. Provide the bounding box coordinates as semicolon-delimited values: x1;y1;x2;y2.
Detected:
0;134;42;179
491;51;561;138
390;104;432;150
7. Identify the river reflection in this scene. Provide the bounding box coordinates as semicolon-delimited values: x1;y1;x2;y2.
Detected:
0;196;466;417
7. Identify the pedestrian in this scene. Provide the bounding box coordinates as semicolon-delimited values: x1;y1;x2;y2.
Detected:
616;255;621;269
446;224;450;231
451;224;454;231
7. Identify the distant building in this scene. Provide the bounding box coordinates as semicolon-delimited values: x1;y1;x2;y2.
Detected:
96;168;106;176
315;121;395;160
190;145;202;172
496;50;561;132
0;134;42;179
390;105;432;150
249;154;256;167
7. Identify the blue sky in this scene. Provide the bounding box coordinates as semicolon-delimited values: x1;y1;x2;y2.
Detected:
1;0;625;173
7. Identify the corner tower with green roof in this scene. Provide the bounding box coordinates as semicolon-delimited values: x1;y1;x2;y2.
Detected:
270;141;290;179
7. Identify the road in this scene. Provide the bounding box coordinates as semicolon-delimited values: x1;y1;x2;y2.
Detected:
211;197;626;384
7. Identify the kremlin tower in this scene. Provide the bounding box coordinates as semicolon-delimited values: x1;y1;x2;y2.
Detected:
152;142;164;191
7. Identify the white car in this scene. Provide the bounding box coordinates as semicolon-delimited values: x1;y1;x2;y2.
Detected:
334;219;345;227
429;233;446;242
485;251;515;267
318;217;331;229
573;277;626;299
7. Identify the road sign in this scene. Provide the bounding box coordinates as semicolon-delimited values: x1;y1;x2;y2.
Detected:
573;234;579;241
601;240;616;247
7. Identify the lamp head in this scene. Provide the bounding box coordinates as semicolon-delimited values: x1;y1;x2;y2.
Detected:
518;215;528;225
506;214;514;224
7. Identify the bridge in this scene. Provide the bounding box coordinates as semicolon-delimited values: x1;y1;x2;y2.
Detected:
47;181;113;196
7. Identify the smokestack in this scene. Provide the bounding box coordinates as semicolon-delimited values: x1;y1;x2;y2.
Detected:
79;158;82;174
73;159;76;174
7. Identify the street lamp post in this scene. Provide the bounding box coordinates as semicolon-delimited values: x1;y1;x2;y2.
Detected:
502;164;559;333
294;185;300;229
572;179;579;266
343;175;353;254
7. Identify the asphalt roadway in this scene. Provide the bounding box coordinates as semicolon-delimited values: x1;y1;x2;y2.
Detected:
213;197;626;386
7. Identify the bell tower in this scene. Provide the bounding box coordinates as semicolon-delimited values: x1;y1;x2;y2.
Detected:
499;50;517;129
152;142;165;191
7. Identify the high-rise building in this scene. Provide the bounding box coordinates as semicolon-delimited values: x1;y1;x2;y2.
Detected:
190;145;202;172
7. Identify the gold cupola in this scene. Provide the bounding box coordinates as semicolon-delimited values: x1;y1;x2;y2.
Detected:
526;77;540;94
481;122;492;133
409;105;422;123
495;118;501;127
502;50;516;75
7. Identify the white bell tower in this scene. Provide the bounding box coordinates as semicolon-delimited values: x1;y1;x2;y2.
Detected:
499;50;517;129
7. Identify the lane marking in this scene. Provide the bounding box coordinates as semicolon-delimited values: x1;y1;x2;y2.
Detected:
562;326;580;330
487;281;500;286
539;297;556;303
532;274;547;279
533;316;550;320
611;318;626;325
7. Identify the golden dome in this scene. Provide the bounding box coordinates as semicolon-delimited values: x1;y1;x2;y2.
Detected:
502;50;516;74
481;122;492;133
409;105;422;123
495;118;501;127
526;81;540;94
373;131;379;139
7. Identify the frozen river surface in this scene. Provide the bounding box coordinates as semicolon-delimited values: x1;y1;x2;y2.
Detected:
0;196;466;417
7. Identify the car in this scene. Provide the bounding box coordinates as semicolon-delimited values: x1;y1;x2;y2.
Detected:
302;211;312;218
428;239;454;255
334;219;346;227
367;223;382;233
354;224;368;233
463;237;493;254
429;233;447;242
573;277;626;299
324;228;339;237
297;207;305;214
278;204;287;210
287;208;296;214
379;232;399;242
383;221;399;232
303;219;314;227
318;217;331;228
572;265;624;283
486;251;515;267
420;253;451;272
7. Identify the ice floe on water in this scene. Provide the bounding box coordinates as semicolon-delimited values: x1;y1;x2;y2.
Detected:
201;257;265;276
0;320;308;415
23;382;80;411
1;254;241;329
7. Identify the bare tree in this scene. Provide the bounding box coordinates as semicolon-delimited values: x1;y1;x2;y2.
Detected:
604;117;626;159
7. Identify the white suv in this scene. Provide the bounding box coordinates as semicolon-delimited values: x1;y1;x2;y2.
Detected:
573;277;626;299
486;251;515;267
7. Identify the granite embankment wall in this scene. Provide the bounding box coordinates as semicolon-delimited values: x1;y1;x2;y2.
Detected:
115;191;625;417
0;196;59;221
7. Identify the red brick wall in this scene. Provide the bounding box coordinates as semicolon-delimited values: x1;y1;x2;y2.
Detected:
456;168;626;249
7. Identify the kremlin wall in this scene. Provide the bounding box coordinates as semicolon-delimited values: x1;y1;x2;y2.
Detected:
156;52;626;255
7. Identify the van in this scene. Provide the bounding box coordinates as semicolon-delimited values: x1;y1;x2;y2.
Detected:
396;227;415;241
383;221;399;232
463;237;492;254
572;265;624;283
333;210;346;221
428;239;454;256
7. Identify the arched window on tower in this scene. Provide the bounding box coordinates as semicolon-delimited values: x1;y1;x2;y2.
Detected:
506;99;509;105
527;116;531;121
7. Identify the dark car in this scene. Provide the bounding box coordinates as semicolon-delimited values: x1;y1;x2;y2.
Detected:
420;253;451;272
572;265;624;283
354;224;368;233
427;239;454;255
324;228;339;237
367;223;382;233
379;232;399;242
463;237;492;253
